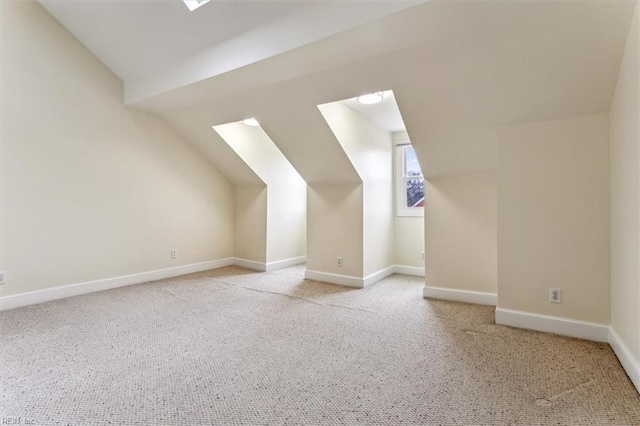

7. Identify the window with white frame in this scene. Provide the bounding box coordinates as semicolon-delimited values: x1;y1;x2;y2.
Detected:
396;143;424;216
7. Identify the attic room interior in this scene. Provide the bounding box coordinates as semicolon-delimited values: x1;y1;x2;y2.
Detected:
1;0;639;424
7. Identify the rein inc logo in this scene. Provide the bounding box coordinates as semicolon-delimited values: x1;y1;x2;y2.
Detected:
2;418;34;425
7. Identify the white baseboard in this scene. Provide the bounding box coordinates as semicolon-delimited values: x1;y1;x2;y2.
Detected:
0;258;235;311
495;307;609;342
305;265;400;289
423;286;497;306
304;269;364;288
233;258;267;272
265;256;307;272
234;256;306;272
609;327;640;395
394;265;425;277
363;266;396;287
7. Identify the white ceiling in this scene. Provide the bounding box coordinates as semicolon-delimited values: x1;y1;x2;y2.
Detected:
38;0;637;183
39;0;420;87
39;0;297;80
147;1;635;181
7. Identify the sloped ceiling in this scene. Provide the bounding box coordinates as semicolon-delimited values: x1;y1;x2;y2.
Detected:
41;0;637;180
39;0;421;104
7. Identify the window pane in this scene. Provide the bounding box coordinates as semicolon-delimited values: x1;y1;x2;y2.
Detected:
404;147;422;177
405;178;425;208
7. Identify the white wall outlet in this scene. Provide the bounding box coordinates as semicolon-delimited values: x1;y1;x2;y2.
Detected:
0;271;6;285
421;252;425;261
549;288;562;304
337;257;343;267
171;249;177;259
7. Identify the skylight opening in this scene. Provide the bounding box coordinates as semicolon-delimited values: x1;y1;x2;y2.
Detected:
242;118;260;128
356;92;385;105
183;0;211;12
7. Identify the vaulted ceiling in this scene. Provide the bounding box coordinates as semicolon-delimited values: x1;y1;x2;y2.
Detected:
40;0;637;181
40;0;421;103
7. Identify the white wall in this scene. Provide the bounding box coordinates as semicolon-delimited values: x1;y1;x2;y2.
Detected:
234;186;268;263
214;123;306;264
267;185;306;263
497;114;610;323
610;3;640;361
363;180;394;276
0;2;234;297
424;173;497;293
318;103;393;277
393;131;425;270
306;184;364;278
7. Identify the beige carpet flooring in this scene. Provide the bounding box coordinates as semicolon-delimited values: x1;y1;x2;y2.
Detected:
1;265;639;425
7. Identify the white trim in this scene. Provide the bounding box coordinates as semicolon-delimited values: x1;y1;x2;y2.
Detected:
394;265;425;277
0;258;235;311
305;265;402;289
233;258;267;272
609;327;640;395
265;256;307;272
424;286;497;306
363;266;396;287
495;307;609;342
304;269;364;288
233;256;307;272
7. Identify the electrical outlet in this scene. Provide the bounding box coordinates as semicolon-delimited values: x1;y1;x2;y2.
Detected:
337;257;343;267
0;271;5;285
549;288;562;304
421;252;425;261
171;249;177;259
